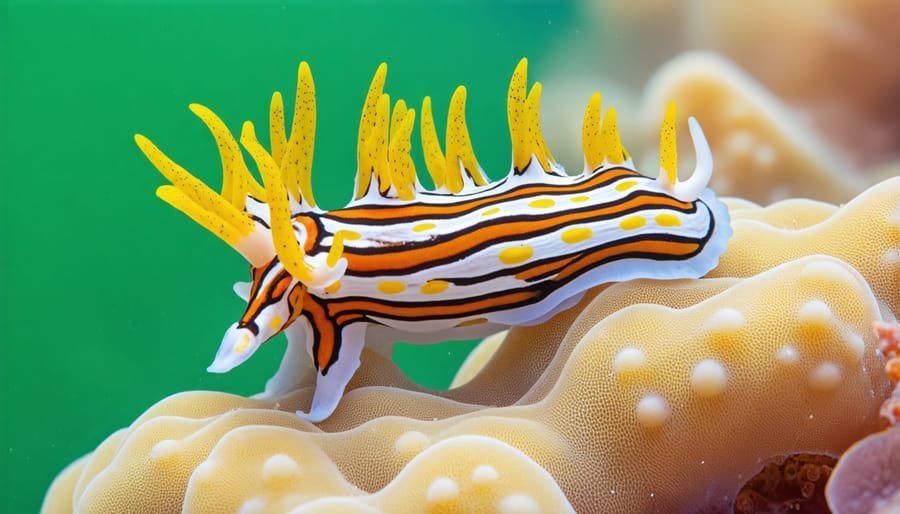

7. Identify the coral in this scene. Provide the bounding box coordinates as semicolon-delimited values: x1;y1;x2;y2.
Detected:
734;453;835;514
640;52;867;204
44;176;900;512
543;51;878;206
685;0;900;165
826;428;900;514
574;0;900;166
43;225;897;512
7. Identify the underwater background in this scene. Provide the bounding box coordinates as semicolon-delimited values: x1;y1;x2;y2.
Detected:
7;0;900;513
4;1;577;511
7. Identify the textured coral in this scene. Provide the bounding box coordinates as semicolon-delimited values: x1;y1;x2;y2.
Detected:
43;175;900;512
735;453;835;514
826;322;900;514
826;428;900;514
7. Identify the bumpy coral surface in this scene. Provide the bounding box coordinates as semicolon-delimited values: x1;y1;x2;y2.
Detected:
44;178;899;513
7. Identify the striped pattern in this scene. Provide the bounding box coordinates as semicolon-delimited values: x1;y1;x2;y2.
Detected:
295;169;720;372
137;58;732;422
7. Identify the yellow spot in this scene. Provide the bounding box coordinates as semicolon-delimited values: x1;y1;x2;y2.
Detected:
499;246;533;265
269;316;283;330
482;207;501;216
327;230;361;268
570;195;590;203
413;222;436;233
324;280;341;294
528;198;555;209
377;281;406;294
655;214;681;227
619;216;646;230
615;180;637;192
420;280;449;295
561;227;592;244
234;334;251;353
456;317;488;327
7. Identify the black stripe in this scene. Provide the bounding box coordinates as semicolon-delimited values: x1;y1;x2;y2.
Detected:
324;167;642;224
320;201;717;322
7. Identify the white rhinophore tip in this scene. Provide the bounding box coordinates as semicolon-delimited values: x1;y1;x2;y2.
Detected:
672;117;713;202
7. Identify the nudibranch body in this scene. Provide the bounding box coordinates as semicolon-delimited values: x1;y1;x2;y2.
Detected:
136;59;731;422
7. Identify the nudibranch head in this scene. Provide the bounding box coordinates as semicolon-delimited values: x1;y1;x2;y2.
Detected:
208;260;305;373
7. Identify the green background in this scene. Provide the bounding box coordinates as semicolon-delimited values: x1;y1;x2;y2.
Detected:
3;1;589;511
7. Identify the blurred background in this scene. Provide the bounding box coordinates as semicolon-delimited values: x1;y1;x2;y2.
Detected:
3;0;898;512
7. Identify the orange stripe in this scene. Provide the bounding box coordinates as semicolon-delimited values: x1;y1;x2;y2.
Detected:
514;254;580;281
322;239;699;325
303;295;338;371
294;214;319;253
240;272;293;326
342;194;690;274
327;289;538;321
553;239;700;283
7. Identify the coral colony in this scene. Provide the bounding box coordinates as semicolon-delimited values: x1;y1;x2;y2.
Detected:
44;58;900;513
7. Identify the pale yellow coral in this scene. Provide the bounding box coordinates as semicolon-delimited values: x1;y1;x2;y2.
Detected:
45;176;900;512
709;176;900;315
44;247;893;512
723;197;838;229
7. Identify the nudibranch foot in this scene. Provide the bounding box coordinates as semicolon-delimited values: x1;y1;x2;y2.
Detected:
138;57;732;422
297;325;367;423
